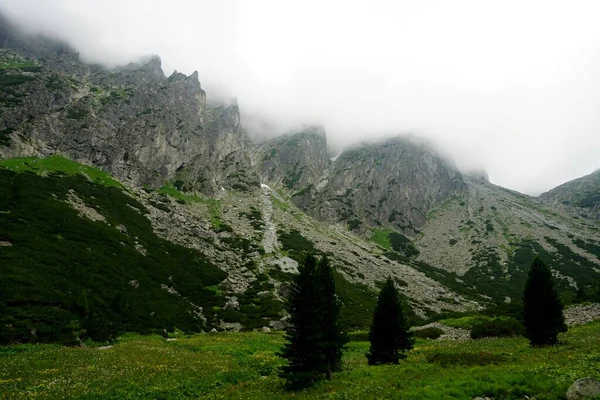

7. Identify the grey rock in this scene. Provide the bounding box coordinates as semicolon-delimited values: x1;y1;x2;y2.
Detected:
261;326;271;333
263;134;466;235
220;322;243;332
565;304;600;326
567;377;600;400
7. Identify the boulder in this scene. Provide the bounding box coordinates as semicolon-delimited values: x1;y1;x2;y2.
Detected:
567;377;600;400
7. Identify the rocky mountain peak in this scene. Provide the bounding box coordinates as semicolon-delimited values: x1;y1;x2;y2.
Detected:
252;125;330;191
288;134;467;234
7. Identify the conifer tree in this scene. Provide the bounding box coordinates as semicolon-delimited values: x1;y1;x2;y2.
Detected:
367;277;414;365
279;254;346;387
315;256;346;378
522;256;567;346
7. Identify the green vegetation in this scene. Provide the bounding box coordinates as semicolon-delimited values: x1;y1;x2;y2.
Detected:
0;165;231;344
523;257;567;346
414;327;444;339
367;277;414;365
66;105;89;120
0;155;122;188
389;231;419;257
370;228;392;249
280;255;346;387
279;229;317;257
158;182;203;203
333;271;378;330
1;322;599;399
0;51;37;70
218;277;283;330
156;182;227;230
470;317;524;339
370;229;419;258
283;165;304;189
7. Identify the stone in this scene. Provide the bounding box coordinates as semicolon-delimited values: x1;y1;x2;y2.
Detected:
210;328;218;333
567;377;600;400
261;326;271;333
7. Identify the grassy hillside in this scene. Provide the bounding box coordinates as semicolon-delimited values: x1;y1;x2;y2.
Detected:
0;159;229;344
1;322;599;399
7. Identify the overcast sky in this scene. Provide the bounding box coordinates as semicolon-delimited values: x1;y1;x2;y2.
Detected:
2;0;600;195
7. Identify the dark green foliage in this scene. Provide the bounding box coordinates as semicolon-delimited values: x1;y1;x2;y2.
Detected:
522;257;567;346
0;127;14;145
279;255;346;388
283;166;304;189
347;218;361;231
333;272;378;330
572;238;600;258
389;232;419;257
240;207;263;230
0;168;228;344
414;327;444;340
544;237;600;288
367;277;414;365
470;317;524;339
217;279;283;330
279;230;316;257
0;70;35;88
315;257;346;377
45;75;65;90
66;105;89;120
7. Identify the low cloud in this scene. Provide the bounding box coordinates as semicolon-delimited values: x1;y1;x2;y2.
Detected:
2;0;600;195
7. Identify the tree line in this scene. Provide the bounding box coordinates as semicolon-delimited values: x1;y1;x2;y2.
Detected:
279;254;567;388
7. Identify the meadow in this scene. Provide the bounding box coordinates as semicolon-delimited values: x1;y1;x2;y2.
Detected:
1;322;599;399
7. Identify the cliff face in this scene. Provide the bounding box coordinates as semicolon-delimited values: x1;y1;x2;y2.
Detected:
252;126;330;191
290;137;466;234
0;19;249;194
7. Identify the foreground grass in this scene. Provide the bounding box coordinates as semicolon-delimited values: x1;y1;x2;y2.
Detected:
1;322;599;399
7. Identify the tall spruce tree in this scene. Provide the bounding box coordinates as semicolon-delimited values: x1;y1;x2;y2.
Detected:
367;277;414;365
315;256;346;379
522;256;567;346
279;254;345;387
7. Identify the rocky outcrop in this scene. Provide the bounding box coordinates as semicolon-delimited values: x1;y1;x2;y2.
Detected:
0;21;251;195
292;136;466;234
412;322;470;341
541;170;600;218
565;303;600;326
252;125;330;191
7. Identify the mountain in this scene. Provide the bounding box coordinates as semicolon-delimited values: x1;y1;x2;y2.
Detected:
540;169;600;218
1;16;599;344
288;135;466;234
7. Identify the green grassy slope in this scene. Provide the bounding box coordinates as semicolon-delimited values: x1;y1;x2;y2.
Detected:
0;162;228;344
1;322;598;399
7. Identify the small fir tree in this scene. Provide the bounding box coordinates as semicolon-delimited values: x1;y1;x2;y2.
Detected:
522;256;567;346
315;256;346;378
367;277;414;365
279;254;345;387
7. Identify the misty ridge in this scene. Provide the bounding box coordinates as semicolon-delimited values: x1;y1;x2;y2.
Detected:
2;0;600;195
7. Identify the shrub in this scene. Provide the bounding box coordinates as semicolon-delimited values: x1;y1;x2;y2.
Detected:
470;317;523;339
414;327;444;340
